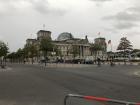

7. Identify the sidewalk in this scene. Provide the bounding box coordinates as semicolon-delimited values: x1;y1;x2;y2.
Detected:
39;62;140;68
104;62;140;66
10;62;140;68
39;63;97;68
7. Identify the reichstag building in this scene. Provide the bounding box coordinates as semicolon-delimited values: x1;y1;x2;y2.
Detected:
26;30;107;61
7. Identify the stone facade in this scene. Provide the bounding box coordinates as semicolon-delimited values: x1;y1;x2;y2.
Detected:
94;37;107;60
53;35;91;60
37;30;51;41
26;30;107;61
26;39;37;45
94;37;107;52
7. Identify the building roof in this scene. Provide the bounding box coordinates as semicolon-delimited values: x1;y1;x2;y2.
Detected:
95;37;105;40
26;38;37;41
57;32;74;41
54;38;89;45
37;30;51;34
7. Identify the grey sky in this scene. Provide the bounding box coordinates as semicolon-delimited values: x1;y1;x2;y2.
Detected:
0;0;140;52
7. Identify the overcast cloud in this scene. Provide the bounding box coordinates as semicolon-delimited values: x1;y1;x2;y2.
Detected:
103;6;140;30
0;0;140;52
90;0;113;2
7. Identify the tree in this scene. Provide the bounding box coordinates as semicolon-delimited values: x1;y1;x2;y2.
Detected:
53;45;61;57
6;52;17;63
90;44;103;59
117;37;133;63
23;44;30;59
70;45;79;59
24;44;38;64
40;38;53;59
0;41;8;67
117;37;133;51
7;48;26;63
0;41;9;58
16;49;22;62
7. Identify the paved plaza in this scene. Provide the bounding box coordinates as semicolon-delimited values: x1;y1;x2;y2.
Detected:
0;64;140;105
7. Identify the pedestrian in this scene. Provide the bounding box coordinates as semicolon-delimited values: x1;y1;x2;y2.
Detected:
24;60;26;64
97;57;101;66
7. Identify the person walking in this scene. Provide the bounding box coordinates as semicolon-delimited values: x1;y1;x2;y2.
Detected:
97;57;101;66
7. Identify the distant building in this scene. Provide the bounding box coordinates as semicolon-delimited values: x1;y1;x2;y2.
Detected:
53;32;90;60
57;32;74;41
25;30;107;61
94;37;107;52
26;39;37;45
94;37;107;59
37;30;51;41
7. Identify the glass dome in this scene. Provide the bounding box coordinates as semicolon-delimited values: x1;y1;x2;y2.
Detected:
57;32;74;41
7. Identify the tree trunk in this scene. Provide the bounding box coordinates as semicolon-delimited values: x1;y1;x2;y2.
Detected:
32;57;34;64
124;49;126;65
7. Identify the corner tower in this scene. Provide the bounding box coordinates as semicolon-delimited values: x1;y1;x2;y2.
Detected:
37;30;52;41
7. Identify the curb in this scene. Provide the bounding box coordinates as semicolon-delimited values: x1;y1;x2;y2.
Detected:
39;64;97;68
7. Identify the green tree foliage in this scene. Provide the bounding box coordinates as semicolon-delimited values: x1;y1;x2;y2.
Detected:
117;37;133;51
23;44;30;58
53;45;61;57
15;48;23;62
29;45;37;58
16;48;24;58
70;45;79;59
117;37;133;64
6;52;17;62
7;48;25;63
90;44;103;56
40;38;53;58
24;44;38;64
0;41;8;57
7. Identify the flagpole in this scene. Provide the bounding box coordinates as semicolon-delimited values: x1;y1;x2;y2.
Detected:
108;40;112;64
111;43;113;52
98;32;101;38
108;40;112;52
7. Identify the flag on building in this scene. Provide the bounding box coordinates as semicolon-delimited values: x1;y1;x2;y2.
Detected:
108;40;111;44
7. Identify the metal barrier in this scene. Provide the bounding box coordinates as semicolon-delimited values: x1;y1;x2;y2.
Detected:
64;94;140;105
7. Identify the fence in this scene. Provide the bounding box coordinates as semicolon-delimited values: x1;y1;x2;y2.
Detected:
64;94;140;105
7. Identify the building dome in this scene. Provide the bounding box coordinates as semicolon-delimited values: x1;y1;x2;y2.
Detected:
57;32;74;41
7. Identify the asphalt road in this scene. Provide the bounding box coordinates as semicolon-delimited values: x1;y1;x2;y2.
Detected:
0;64;140;105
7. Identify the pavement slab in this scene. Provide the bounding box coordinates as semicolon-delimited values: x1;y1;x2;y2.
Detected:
0;64;140;105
